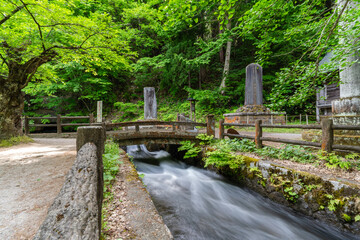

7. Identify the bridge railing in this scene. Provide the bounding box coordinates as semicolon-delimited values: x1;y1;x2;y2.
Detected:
219;119;360;153
24;114;94;134
106;115;216;137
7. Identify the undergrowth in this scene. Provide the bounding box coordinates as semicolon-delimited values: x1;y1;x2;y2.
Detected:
101;140;122;238
178;136;359;171
0;135;34;147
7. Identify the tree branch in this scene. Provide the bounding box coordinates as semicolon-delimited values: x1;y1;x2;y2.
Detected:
19;0;46;51
314;0;350;78
0;53;8;66
41;23;88;28
0;4;26;26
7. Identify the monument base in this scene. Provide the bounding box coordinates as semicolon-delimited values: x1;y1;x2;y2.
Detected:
332;97;360;118
224;112;286;125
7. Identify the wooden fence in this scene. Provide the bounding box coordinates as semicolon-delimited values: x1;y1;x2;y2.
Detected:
219;119;360;153
106;115;215;136
24;114;94;134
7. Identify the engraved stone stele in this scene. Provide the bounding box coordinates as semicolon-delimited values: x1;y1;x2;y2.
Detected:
144;87;157;120
245;63;263;106
224;63;286;125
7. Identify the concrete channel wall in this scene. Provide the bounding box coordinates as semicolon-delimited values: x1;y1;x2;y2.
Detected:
200;155;360;235
34;126;105;239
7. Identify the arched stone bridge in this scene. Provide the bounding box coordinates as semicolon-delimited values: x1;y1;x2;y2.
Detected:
105;119;215;146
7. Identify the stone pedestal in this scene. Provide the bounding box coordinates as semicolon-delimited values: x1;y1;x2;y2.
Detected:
224;112;286;125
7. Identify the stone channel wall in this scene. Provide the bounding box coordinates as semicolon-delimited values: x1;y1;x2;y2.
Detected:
192;153;360;235
34;143;103;239
34;126;105;239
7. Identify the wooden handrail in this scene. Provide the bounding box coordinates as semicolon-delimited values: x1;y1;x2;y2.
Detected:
25;114;94;135
107;121;207;128
219;119;360;153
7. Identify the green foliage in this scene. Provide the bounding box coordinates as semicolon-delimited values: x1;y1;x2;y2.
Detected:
342;214;352;222
178;141;201;159
113;101;144;122
204;139;245;170
355;215;360;222
229;138;316;164
196;133;214;145
284;186;299;203
103;141;122;192
186;87;230;116
101;140;122;238
317;151;353;170
0;135;34;147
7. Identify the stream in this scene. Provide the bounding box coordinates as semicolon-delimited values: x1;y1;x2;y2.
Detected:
127;145;359;240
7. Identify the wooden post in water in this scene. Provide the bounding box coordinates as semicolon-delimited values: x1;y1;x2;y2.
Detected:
321;118;333;153
255;120;263;149
219;119;224;139
57;114;62;134
25;116;29;135
206;114;215;137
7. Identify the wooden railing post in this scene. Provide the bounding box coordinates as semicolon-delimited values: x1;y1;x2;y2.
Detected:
255;120;263;149
219;119;224;139
135;124;140;132
57;114;62;134
25;116;29;135
206;114;215;137
321;118;333;153
89;113;94;124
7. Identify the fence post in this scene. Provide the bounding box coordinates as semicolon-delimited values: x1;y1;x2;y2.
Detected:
25;116;29;135
57;114;62;134
271;115;274;125
206;114;215;137
285;114;288;125
300;114;302;125
89;113;94;124
219;119;224;139
135;124;140;132
97;101;103;123
306;114;309;125
321;118;333;153
255;120;263;149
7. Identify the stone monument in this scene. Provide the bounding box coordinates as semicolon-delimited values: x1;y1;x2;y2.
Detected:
144;87;157;120
245;63;263;106
223;63;285;124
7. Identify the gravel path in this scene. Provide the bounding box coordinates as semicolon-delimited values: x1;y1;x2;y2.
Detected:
0;138;76;240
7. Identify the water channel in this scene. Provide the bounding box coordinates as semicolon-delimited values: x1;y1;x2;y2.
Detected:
127;145;359;240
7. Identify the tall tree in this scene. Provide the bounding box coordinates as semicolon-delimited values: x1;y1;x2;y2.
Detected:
0;0;133;138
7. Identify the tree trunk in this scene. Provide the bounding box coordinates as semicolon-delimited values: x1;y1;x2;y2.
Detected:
220;19;232;94
0;81;24;138
0;48;56;138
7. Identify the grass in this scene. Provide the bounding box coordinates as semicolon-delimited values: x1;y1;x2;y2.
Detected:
101;140;122;239
0;135;34;147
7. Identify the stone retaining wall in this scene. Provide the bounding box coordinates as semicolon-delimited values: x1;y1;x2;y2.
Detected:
34;126;105;239
34;143;103;239
196;154;360;235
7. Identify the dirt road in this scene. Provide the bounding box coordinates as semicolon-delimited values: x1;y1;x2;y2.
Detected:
0;138;76;240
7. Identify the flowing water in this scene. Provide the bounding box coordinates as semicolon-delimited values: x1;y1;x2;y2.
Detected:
127;145;359;240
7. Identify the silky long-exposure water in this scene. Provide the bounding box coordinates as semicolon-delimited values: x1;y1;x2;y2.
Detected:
127;145;359;240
